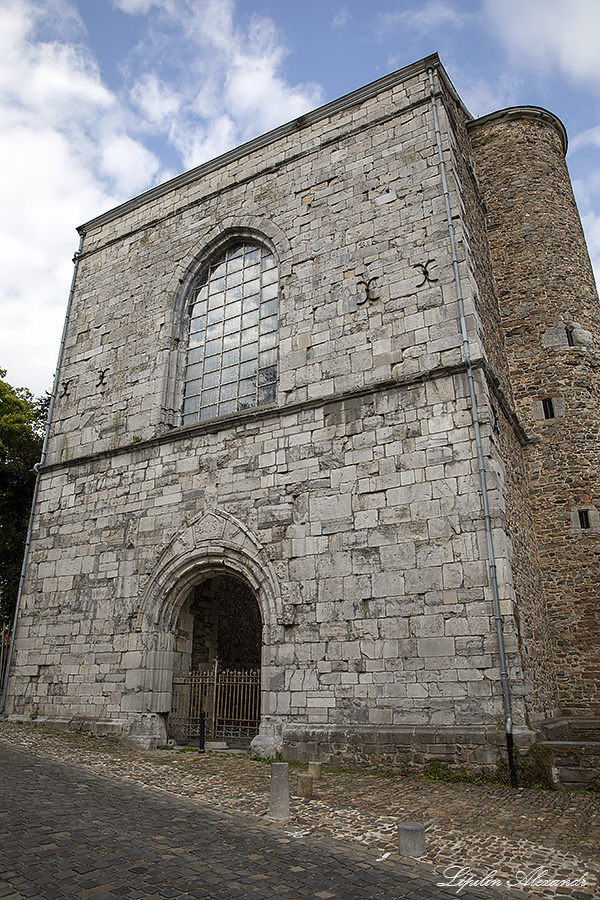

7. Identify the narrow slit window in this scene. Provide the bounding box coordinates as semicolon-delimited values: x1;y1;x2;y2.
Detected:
578;509;591;529
566;325;575;347
182;242;278;425
542;397;555;420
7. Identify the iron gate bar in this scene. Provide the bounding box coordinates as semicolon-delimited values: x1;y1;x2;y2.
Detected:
169;661;260;743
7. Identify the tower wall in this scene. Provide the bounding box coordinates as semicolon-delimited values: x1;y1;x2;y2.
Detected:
470;109;600;718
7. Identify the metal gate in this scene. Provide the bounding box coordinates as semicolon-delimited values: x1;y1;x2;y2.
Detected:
168;660;260;744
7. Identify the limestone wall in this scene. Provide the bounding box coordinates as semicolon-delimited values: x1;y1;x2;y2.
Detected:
7;57;538;756
9;375;526;740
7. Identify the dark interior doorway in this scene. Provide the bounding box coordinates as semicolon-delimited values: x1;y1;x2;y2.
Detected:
169;574;262;745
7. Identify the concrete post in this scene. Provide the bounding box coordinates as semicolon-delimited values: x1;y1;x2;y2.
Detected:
307;761;322;781
269;762;290;821
397;822;426;857
296;773;313;797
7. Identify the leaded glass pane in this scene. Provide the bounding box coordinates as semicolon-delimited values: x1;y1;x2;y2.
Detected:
186;361;204;382
260;331;277;351
242;326;259;344
244;264;260;282
224;300;242;319
185;377;202;396
223;318;241;338
226;285;242;302
201;388;218;405
182;240;278;423
222;348;239;367
243;278;259;297
187;346;204;365
183;395;200;415
220;382;237;401
240;360;257;378
218;399;237;415
262;299;277;317
206;323;222;341
240;341;258;361
259;348;277;367
239;378;255;396
258;383;276;404
258;365;277;386
261;315;277;334
221;366;237;384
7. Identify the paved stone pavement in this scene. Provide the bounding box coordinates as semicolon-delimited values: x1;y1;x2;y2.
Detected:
0;723;598;900
0;741;501;900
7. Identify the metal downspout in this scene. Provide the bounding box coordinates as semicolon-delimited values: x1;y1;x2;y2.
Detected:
427;67;518;787
0;233;85;714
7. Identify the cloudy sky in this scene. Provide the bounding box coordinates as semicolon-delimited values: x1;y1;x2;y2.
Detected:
2;0;600;396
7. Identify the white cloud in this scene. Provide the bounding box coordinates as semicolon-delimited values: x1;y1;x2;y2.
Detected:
580;211;600;290
223;16;323;140
130;74;181;126
123;0;324;169
483;0;600;87
449;70;521;119
379;1;470;33
0;0;326;393
177;114;237;169
0;0;160;394
570;126;600;153
112;0;172;13
332;8;351;29
100;133;160;194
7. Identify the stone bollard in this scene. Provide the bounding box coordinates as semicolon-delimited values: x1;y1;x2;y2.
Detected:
296;773;313;797
307;761;322;781
397;822;426;858
269;762;290;821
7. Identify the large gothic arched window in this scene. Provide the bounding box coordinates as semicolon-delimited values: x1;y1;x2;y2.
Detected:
182;242;278;425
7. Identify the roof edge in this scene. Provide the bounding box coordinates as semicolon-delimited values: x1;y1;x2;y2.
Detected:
78;53;443;235
468;106;568;155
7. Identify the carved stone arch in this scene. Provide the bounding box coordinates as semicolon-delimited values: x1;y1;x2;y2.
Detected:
139;509;282;637
171;218;291;326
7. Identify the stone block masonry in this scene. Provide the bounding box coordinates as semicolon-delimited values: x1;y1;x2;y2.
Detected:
6;54;599;779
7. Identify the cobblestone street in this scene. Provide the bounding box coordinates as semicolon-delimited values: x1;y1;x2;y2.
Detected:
0;723;598;899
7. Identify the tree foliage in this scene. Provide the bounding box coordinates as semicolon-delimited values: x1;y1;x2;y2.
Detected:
0;370;48;625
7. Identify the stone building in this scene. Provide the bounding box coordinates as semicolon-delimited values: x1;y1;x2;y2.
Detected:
5;54;600;775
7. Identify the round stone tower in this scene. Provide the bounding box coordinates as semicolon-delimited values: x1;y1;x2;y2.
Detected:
469;108;600;724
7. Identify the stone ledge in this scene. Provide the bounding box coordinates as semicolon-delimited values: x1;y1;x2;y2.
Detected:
282;723;536;772
6;715;128;736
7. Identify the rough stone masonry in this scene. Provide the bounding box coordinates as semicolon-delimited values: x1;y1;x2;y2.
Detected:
5;54;600;778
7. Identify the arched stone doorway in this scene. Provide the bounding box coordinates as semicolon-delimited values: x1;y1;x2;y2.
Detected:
168;572;263;747
136;509;282;752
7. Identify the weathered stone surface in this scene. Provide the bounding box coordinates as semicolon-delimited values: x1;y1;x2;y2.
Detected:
5;55;599;774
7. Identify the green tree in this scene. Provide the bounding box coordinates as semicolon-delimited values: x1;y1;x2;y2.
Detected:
0;370;48;625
